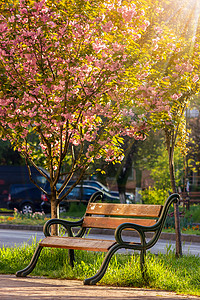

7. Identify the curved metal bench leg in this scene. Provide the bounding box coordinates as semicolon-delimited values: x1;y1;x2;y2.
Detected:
84;244;121;285
140;249;147;278
16;245;43;277
69;249;75;268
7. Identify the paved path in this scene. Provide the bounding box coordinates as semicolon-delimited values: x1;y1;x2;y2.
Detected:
0;274;199;300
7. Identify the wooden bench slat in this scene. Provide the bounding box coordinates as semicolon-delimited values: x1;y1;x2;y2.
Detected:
39;236;116;252
82;216;157;229
86;203;162;218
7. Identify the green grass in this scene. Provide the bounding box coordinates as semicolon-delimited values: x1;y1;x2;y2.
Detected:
163;227;200;235
0;240;199;296
0;208;13;213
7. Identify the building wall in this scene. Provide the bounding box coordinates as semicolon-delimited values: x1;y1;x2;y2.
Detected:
106;168;154;193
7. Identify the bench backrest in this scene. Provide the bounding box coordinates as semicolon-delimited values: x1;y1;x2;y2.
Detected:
181;191;200;198
82;203;163;230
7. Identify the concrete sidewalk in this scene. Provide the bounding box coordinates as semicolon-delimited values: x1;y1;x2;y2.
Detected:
0;275;199;300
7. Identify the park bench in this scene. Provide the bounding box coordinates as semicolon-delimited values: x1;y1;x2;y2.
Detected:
16;192;180;285
180;191;200;209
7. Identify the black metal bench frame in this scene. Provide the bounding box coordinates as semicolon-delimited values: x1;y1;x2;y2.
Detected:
16;192;179;285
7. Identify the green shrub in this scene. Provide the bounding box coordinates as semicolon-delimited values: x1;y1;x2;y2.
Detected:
184;205;200;223
140;187;169;205
165;209;193;230
165;205;200;230
61;202;87;218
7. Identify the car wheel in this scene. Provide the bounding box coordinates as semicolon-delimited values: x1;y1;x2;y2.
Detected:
59;203;69;213
59;206;66;213
21;203;34;214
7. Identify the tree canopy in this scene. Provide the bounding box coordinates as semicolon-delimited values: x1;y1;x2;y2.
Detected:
0;0;200;226
0;0;158;220
0;0;150;178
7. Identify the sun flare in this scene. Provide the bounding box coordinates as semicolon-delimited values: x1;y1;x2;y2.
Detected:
165;0;200;54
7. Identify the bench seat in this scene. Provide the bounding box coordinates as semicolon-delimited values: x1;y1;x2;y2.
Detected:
39;236;116;252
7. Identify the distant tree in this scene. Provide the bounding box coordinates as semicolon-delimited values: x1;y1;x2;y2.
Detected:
147;142;184;190
185;96;200;189
97;131;163;203
0;140;23;165
129;1;200;256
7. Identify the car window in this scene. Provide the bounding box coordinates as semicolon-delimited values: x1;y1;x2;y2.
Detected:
12;187;29;194
66;187;80;199
44;182;63;193
84;181;109;192
10;185;35;194
83;187;97;195
34;176;47;184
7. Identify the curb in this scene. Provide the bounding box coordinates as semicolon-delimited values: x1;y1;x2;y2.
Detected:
0;224;200;243
0;224;43;232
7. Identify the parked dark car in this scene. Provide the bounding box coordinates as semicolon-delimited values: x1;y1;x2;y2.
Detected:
7;181;64;214
41;184;120;214
0;165;48;209
68;180;135;203
7;183;43;214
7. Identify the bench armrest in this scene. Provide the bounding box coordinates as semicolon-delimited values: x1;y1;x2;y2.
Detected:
115;222;147;250
115;222;163;250
115;193;180;250
43;218;84;237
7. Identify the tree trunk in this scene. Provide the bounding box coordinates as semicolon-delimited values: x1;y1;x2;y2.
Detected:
117;180;126;204
135;168;142;188
168;147;182;257
114;138;139;204
51;193;59;235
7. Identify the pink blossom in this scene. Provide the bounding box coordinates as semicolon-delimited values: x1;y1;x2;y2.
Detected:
0;0;181;178
132;33;141;41
171;93;182;100
192;74;199;83
136;72;148;80
0;23;7;33
8;16;15;23
121;5;137;22
165;121;172;125
20;8;28;14
47;21;56;28
141;20;150;31
172;73;178;78
112;42;124;52
175;62;194;74
102;21;113;33
154;26;163;35
92;41;106;53
155;7;164;13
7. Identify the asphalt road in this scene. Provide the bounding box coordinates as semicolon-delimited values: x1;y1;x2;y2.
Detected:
0;229;199;256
